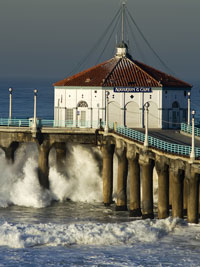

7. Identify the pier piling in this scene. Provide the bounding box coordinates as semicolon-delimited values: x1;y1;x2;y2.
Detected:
115;140;128;211
139;154;154;219
127;144;141;217
187;169;199;224
101;143;114;206
38;142;50;189
155;157;169;219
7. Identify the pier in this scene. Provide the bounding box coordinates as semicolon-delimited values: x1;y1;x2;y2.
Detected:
0;120;200;224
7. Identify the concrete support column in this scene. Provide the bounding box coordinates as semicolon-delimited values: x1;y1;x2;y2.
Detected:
184;166;190;214
171;164;183;219
155;157;169;219
139;154;154;219
38;142;50;189
101;144;114;206
169;168;173;208
187;168;199;224
127;144;141;217
4;142;19;163
199;184;200;216
115;140;128;211
55;142;66;173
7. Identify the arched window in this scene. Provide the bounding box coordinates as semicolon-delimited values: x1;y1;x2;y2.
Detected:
77;101;88;107
172;101;179;108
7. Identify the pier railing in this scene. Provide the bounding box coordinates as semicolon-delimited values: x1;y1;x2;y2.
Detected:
116;126;200;157
181;123;200;137
0;118;200;158
0;118;109;129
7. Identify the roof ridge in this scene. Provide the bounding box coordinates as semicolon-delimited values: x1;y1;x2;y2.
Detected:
133;59;192;87
53;58;115;86
126;57;162;87
102;57;122;86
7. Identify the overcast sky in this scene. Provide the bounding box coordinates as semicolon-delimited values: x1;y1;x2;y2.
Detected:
0;0;199;82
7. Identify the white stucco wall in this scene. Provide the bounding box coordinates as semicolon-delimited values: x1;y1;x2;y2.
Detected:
54;86;189;129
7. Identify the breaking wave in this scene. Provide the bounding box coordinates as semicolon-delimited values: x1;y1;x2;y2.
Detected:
0;144;103;208
0;217;184;249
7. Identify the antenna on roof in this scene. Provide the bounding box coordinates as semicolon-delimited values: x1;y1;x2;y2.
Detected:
121;1;125;43
116;1;128;58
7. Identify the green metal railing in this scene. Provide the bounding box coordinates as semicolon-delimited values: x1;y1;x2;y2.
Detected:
0;118;107;129
181;123;200;137
117;126;200;157
0;118;200;157
0;118;30;127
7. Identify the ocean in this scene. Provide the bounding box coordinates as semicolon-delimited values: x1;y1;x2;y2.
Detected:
0;78;199;266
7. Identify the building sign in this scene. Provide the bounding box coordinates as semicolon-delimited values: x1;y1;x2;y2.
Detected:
114;87;152;93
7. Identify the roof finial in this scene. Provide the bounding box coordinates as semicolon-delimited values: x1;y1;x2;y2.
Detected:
121;1;126;43
116;1;127;58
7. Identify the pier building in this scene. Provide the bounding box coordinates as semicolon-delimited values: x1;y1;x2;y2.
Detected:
53;2;192;129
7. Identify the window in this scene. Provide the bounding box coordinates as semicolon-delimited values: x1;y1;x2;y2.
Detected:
66;109;73;124
77;101;88;107
172;101;179;108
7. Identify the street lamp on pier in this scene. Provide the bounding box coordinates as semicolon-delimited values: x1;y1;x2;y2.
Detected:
190;109;196;161
105;91;110;134
187;91;191;126
144;102;150;147
9;87;13;122
32;89;38;132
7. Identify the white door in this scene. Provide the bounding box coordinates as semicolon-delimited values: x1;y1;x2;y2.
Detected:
80;110;86;127
108;101;121;126
126;102;140;128
77;101;88;128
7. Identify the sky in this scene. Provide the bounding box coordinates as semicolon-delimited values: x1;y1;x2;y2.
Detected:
0;0;199;83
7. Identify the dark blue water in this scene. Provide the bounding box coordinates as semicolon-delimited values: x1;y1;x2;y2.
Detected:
0;78;54;119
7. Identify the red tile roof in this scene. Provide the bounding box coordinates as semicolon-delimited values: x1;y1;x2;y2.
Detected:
54;56;192;88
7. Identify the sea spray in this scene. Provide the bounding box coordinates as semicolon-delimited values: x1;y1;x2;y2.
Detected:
49;144;103;202
0;142;159;209
0;143;103;208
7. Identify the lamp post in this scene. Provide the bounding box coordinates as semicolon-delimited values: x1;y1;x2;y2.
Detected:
33;89;38;131
187;91;191;126
144;102;150;147
190;109;196;161
105;91;110;133
9;87;13;122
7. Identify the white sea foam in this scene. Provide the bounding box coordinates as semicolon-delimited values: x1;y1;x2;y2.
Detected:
49;145;103;203
0;144;103;208
0;217;187;249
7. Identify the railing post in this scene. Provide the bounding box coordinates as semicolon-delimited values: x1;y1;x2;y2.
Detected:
187;91;191;126
190;110;195;162
104;91;110;134
32;89;38;137
9;87;13;125
144;102;150;147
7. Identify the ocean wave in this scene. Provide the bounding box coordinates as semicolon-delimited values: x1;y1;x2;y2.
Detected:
0;217;185;249
0;144;103;208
